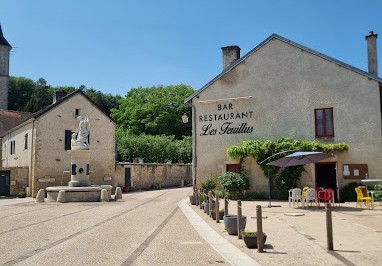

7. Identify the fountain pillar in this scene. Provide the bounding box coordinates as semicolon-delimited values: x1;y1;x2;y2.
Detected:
68;150;92;187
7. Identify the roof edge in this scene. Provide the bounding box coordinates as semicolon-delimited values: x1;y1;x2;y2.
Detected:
185;33;382;104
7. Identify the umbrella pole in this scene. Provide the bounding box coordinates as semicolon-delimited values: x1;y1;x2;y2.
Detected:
260;149;298;208
268;163;272;208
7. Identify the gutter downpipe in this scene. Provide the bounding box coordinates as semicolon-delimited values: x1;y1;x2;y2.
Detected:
192;104;197;192
28;118;35;197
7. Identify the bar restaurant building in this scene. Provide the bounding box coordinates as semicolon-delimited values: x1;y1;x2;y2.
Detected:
185;33;382;198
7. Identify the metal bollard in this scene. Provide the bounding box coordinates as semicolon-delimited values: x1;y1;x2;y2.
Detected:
326;203;334;251
256;205;264;252
237;200;242;239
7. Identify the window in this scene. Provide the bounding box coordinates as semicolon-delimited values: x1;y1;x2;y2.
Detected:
75;109;80;116
315;108;334;138
24;133;28;150
226;164;239;173
10;140;15;155
65;130;73;150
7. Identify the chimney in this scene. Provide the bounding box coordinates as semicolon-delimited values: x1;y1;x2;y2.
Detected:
365;31;378;76
53;90;67;103
221;45;241;70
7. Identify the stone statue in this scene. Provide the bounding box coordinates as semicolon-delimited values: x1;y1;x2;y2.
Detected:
71;116;89;150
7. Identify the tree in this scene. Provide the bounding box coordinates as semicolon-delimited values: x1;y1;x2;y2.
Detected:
84;88;121;116
24;78;53;113
111;84;194;139
8;76;35;111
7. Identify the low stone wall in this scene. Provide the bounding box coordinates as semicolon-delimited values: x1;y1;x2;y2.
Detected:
115;163;192;190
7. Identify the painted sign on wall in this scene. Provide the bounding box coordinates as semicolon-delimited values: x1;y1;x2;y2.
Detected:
199;103;254;136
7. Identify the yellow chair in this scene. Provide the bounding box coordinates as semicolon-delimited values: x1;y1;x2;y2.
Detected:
355;187;373;209
302;186;309;198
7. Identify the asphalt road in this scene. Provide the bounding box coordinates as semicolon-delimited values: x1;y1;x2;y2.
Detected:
0;187;229;265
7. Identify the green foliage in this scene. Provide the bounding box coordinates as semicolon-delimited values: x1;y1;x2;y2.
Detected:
218;172;250;192
116;128;191;163
111;84;194;139
241;231;267;237
8;76;121;115
242;191;269;200
340;182;362;202
84;88;121;116
226;137;349;199
373;184;382;201
8;76;35;111
201;177;217;191
17;191;27;198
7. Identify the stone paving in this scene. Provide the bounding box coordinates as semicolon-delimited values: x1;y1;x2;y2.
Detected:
1;189;382;266
186;197;382;266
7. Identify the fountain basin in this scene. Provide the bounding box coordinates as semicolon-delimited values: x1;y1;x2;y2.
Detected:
46;185;112;202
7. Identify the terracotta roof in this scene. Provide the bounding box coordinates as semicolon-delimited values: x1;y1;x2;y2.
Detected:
0;109;32;135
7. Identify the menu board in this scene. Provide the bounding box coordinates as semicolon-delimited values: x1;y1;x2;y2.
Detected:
343;164;368;179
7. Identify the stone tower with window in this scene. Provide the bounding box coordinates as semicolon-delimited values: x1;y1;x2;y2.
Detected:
0;24;12;110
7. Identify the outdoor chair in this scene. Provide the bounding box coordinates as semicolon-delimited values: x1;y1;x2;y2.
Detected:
302;188;317;208
355;187;373;209
288;188;302;208
317;187;335;207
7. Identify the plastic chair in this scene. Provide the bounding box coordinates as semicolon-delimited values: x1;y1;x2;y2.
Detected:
355;187;373;209
288;188;302;208
317;188;335;207
302;186;309;198
302;188;317;208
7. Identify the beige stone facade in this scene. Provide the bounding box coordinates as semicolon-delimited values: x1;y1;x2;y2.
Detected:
186;34;382;197
114;163;192;190
1;91;116;197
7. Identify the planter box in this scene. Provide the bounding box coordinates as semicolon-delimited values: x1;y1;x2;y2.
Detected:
243;233;267;249
210;210;224;220
189;195;197;205
203;202;215;214
223;215;247;235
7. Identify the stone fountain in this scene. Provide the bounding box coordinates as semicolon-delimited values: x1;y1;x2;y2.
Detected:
46;117;113;202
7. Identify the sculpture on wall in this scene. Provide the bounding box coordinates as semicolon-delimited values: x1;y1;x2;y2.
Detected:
71;116;90;150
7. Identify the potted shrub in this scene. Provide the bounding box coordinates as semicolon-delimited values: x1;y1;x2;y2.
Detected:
210;209;224;220
218;172;249;199
201;177;217;191
241;231;267;249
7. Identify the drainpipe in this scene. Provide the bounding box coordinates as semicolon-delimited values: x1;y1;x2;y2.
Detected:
29;119;35;197
192;104;197;190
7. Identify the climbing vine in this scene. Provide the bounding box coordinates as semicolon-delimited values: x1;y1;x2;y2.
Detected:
227;137;349;199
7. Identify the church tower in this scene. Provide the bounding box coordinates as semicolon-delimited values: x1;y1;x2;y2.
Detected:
0;24;12;110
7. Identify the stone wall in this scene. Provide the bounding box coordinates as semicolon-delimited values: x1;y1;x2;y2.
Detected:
0;167;29;196
114;163;192;190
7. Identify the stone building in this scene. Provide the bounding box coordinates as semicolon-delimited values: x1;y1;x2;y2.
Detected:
1;90;116;197
185;33;382;199
0;24;11;110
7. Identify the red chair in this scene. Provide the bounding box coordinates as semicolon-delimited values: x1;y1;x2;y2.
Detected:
317;188;335;207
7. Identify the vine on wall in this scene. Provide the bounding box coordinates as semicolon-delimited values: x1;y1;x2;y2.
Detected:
227;137;349;199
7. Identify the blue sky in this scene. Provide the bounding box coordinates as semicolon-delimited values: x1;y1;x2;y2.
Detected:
1;0;381;96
